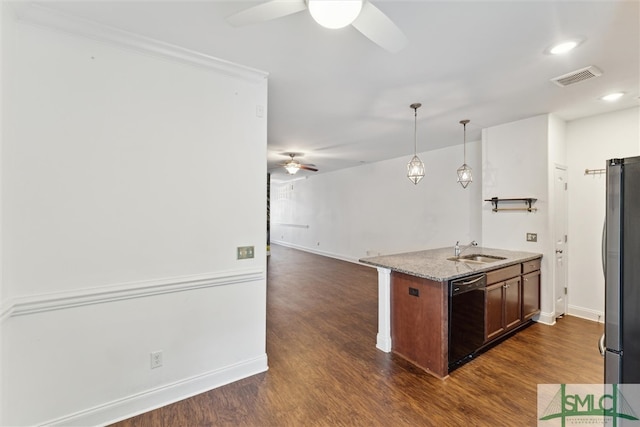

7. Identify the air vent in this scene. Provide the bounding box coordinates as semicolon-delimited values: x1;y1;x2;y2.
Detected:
551;66;602;87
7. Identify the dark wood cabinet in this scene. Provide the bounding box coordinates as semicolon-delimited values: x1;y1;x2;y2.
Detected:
522;270;541;320
483;258;542;344
389;255;541;378
504;276;522;330
486;282;506;340
485;276;522;341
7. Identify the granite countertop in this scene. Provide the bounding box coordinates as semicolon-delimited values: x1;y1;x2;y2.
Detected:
359;246;542;282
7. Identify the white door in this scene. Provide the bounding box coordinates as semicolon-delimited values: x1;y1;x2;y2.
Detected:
554;166;568;317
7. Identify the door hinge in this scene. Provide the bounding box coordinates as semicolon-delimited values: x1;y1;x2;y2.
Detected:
565;182;568;190
565;234;568;243
564;287;568;295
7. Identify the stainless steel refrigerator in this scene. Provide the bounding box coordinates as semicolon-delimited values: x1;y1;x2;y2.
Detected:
603;155;640;384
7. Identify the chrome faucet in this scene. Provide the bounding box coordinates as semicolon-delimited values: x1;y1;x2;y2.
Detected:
454;240;478;257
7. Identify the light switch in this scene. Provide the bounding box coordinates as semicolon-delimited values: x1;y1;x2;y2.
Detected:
237;246;255;259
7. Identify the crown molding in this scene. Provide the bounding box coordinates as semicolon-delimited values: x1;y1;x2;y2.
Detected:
12;3;269;82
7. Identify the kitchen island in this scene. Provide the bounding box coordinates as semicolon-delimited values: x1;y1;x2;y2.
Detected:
359;246;542;378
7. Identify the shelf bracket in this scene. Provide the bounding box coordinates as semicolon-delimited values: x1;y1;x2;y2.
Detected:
485;197;538;213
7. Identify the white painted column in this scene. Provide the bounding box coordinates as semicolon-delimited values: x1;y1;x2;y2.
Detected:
376;267;392;352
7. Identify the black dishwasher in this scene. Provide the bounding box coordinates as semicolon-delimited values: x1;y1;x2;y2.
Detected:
448;273;486;371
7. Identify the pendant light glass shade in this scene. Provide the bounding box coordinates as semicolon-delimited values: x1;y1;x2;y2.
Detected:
407;155;425;184
284;160;301;175
407;103;425;185
307;0;363;29
457;163;472;188
457;119;473;188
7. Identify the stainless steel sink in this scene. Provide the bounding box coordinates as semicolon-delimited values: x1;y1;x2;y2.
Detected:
447;254;507;263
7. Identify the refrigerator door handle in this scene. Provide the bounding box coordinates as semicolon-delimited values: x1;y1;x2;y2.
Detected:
601;221;606;276
598;333;605;357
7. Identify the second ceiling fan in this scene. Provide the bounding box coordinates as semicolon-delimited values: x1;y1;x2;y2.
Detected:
226;0;408;53
281;153;318;175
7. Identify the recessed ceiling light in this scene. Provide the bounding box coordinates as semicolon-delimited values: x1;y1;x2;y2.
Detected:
551;41;577;54
601;92;625;102
549;40;579;55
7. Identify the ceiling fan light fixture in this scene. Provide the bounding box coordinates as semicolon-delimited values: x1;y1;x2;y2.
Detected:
307;0;363;29
457;119;473;189
284;161;301;174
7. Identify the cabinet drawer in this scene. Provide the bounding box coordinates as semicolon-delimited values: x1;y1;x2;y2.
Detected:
522;258;541;274
486;264;521;285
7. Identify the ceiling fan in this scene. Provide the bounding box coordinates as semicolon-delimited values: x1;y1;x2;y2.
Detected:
280;153;318;175
226;0;408;53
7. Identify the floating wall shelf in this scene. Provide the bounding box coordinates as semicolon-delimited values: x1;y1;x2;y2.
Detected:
485;197;538;212
584;168;606;175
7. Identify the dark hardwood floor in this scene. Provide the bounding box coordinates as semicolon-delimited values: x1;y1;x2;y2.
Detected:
111;244;604;426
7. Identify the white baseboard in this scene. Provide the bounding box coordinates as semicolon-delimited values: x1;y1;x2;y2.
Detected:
45;354;269;427
536;311;556;326
271;241;361;265
567;305;604;323
376;334;392;353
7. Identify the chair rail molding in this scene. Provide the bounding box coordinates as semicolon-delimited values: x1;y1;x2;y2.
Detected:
0;268;265;321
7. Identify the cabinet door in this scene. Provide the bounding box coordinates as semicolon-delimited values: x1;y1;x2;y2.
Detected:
504;277;522;330
522;270;541;320
485;282;505;341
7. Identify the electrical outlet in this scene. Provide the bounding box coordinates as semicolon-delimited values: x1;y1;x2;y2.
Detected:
150;351;163;369
526;233;538;242
237;246;255;259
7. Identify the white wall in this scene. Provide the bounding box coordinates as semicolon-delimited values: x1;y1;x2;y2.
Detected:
0;1;5;420
1;5;268;426
482;114;563;324
271;140;482;262
566;107;640;321
482;115;550;251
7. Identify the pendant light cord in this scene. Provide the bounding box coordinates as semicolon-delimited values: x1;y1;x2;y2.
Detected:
460;119;470;164
463;121;466;163
410;103;421;155
414;107;418;155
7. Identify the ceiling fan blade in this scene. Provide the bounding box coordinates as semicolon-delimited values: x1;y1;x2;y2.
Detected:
226;0;307;27
300;165;318;172
351;1;408;53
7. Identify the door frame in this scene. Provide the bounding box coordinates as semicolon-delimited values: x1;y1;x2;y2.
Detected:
553;164;569;318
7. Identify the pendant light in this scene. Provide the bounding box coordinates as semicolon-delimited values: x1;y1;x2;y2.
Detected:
457;119;473;188
407;103;425;185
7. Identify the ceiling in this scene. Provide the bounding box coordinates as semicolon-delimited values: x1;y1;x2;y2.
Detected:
33;1;640;180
